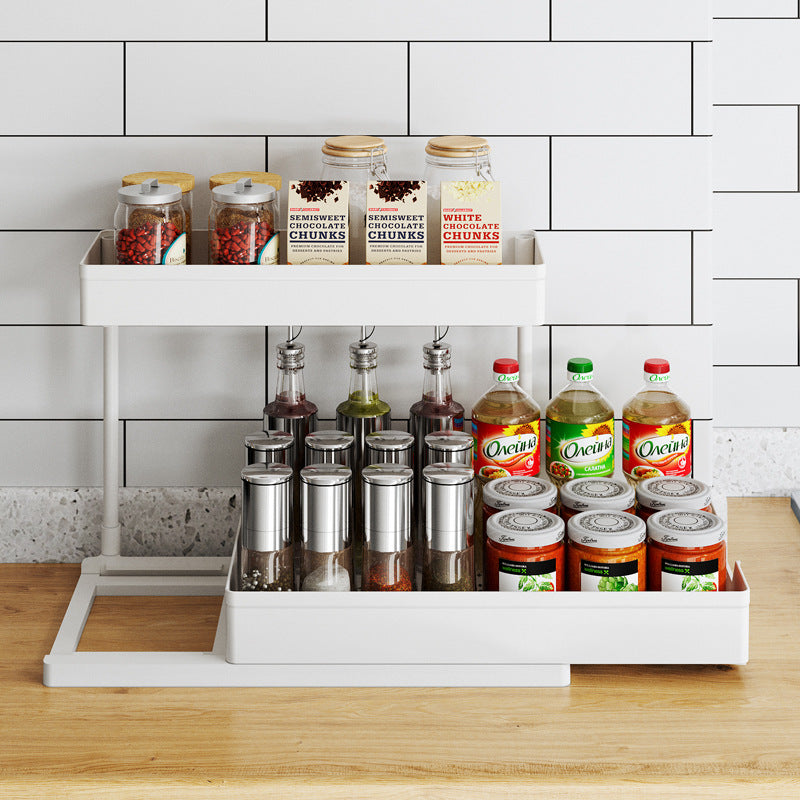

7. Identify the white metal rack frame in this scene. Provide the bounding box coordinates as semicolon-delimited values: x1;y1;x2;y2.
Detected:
43;230;748;688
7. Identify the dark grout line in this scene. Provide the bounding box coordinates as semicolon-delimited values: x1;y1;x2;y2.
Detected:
714;277;798;280
122;42;126;136
550;323;713;328
714;190;800;194
265;327;270;409
547;326;553;399
122;419;127;487
548;136;553;231
265;0;268;41
690;231;694;325
264;136;269;171
714;103;799;107
406;42;411;136
714;364;800;368
548;0;552;41
690;42;694;135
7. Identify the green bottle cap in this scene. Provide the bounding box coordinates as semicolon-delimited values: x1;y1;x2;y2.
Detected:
567;357;593;374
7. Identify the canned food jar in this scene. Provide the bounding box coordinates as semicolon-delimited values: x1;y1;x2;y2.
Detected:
560;477;635;524
485;510;565;592
636;477;712;522
482;477;558;531
567;510;646;591
209;178;279;265
647;509;727;592
115;179;186;265
122;171;194;261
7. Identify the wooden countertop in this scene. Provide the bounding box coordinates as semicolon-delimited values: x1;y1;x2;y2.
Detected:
0;497;798;799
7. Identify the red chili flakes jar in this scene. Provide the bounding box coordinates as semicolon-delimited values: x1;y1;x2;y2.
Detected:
636;477;712;522
485;510;565;592
559;477;635;524
482;476;558;531
647;509;727;591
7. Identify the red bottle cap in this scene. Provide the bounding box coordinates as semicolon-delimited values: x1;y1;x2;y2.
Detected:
493;358;519;374
644;358;670;374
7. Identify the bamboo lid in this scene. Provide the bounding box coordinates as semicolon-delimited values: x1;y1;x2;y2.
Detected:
122;171;195;193
425;135;490;158
321;135;387;158
209;172;283;190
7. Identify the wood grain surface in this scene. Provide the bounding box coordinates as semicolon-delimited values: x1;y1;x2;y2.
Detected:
0;497;798;799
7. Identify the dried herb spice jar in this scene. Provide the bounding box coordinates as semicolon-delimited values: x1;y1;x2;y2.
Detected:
560;477;635;524
647;509;727;592
567;510;646;591
483;476;558;528
485;510;565;592
209;178;279;265
122;171;194;261
636;477;712;522
115;179;186;265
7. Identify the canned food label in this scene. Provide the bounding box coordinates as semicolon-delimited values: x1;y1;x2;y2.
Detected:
498;558;557;592
257;232;279;265
546;419;614;481
580;559;640;591
162;233;186;265
622;419;691;479
472;420;540;480
661;558;719;592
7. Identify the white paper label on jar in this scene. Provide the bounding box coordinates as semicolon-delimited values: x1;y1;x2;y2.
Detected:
579;558;639;591
258;233;279;265
162;233;187;265
661;557;719;592
497;558;557;591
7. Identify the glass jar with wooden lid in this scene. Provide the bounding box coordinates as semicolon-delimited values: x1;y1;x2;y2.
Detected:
122;171;194;261
209;172;282;191
423;136;494;264
320;135;389;264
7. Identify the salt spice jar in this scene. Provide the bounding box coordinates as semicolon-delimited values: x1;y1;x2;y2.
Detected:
237;463;293;591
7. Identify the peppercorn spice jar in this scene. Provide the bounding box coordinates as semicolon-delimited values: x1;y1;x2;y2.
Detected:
485;510;565;592
238;463;293;591
362;464;414;591
636;477;712;522
209;178;279;265
320;135;389;264
115;179;186;265
422;136;493;264
122;171;194;261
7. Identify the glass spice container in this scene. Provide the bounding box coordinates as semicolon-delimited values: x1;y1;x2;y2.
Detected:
423;136;493;264
300;464;354;591
320;135;389;264
365;430;413;467
209;171;282;192
244;430;294;466
560;477;636;524
122;171;194;262
209;178;279;265
237;463;293;591
422;463;475;591
115;179;186;265
636;477;713;523
362;464;414;591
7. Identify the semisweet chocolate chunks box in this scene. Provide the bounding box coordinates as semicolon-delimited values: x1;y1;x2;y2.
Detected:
440;181;502;265
287;180;349;264
365;181;427;265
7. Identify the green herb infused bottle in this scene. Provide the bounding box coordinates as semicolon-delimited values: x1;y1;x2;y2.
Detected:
546;358;615;487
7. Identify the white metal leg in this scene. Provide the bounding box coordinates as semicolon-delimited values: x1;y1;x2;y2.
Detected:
102;325;120;557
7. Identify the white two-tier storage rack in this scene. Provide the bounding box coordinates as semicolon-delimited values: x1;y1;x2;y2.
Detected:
44;230;749;687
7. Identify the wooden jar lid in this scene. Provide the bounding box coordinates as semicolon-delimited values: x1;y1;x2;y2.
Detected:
425;136;490;158
122;171;195;193
321;135;387;158
209;172;282;190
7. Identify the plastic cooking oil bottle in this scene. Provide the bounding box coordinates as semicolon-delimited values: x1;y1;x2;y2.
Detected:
546;357;615;487
622;358;691;485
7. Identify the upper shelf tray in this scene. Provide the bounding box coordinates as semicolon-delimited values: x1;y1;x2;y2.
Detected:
79;230;545;327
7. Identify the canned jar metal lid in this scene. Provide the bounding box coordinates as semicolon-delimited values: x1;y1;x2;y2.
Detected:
362;463;413;486
560;477;635;511
212;177;277;205
209;171;282;191
637;477;712;511
483;476;557;510
423;462;474;485
118;178;182;205
424;430;473;453
322;135;387;158
647;510;726;548
567;510;646;549
300;463;352;486
425;135;490;158
305;431;354;452
241;462;293;486
122;171;195;193
245;430;294;452
486;510;564;548
366;430;413;452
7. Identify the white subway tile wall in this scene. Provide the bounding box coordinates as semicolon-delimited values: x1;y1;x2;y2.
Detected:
0;2;719;553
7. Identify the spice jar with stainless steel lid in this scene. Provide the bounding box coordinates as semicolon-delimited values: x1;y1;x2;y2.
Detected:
300;464;354;591
362;464;414;591
365;430;413;467
244;430;294;466
304;430;355;467
422;463;475;591
237;463;293;591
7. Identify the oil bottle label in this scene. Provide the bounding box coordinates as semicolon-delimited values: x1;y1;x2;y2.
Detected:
472;419;540;479
622;419;692;479
546;419;614;481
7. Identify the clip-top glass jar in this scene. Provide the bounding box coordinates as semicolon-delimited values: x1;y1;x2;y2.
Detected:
320;135;389;264
423;136;493;264
115;179;186;265
209;178;279;265
122;171;194;261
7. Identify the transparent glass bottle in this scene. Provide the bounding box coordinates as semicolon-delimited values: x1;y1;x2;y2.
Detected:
546;357;615;487
237;463;293;592
623;358;692;485
320;135;389;264
422;136;493;264
362;464;414;591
